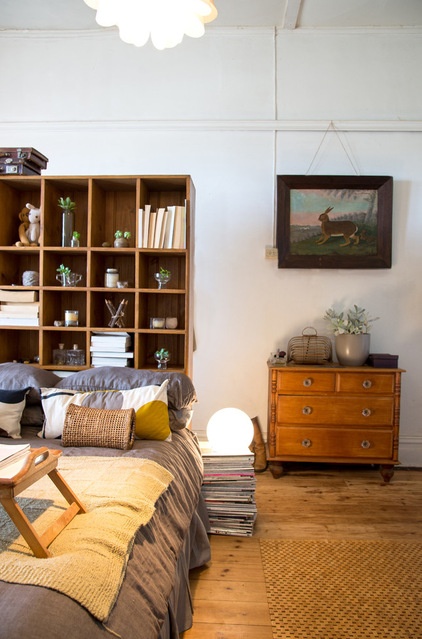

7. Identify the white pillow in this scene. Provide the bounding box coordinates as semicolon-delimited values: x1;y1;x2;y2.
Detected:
0;388;29;439
39;381;171;441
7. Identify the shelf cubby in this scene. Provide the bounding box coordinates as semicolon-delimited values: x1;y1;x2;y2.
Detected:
42;178;89;247
42;249;88;288
90;291;135;329
138;292;186;330
41;329;89;368
42;290;87;327
0;248;40;287
141;333;186;371
0;328;40;365
90;249;136;288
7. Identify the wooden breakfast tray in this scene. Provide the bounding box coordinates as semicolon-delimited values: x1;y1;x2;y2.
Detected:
0;448;87;558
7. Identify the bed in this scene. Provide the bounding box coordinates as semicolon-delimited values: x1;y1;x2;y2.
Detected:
0;363;211;639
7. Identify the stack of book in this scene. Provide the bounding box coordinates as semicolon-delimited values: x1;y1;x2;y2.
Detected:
90;332;133;367
137;204;186;249
200;442;257;537
0;290;39;326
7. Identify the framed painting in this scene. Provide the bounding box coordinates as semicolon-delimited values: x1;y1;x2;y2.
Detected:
276;175;393;269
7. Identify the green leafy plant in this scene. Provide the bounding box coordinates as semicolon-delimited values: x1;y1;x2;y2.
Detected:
324;305;379;335
159;267;171;278
72;231;80;240
114;230;131;239
155;348;169;359
56;264;71;276
58;197;76;211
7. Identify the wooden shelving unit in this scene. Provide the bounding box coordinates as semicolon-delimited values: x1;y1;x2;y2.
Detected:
0;175;195;375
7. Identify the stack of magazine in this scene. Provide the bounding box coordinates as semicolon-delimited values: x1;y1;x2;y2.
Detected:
200;442;257;536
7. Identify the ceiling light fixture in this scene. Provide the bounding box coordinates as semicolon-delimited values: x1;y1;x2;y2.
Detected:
83;0;218;50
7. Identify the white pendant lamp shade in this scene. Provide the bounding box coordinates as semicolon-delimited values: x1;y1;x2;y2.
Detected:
83;0;218;50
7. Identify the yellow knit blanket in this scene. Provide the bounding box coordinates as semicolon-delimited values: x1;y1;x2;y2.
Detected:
0;455;173;621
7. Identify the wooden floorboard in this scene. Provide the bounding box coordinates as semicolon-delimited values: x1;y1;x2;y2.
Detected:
181;464;422;638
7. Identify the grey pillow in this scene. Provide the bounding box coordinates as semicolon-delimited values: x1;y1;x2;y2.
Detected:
56;367;197;411
0;363;61;404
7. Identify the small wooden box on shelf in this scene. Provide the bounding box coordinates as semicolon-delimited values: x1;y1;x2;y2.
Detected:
0;175;195;375
267;363;405;482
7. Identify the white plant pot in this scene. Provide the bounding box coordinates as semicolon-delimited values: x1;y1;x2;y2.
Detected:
335;334;370;366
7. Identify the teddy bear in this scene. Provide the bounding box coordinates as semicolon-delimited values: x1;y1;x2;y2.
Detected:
15;202;41;246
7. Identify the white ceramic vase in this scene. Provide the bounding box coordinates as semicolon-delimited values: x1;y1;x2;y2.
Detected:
335;334;370;366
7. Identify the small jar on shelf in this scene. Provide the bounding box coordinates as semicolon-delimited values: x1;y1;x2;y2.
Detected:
66;344;85;366
53;343;67;366
105;268;119;288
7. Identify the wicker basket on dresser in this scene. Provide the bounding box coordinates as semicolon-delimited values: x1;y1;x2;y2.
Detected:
267;364;405;482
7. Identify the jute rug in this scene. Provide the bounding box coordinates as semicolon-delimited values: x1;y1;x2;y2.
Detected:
260;538;422;639
0;456;173;621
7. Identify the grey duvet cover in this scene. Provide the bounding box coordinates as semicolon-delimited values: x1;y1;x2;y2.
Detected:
0;428;210;639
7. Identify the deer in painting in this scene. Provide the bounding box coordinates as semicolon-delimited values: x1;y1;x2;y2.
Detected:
316;206;359;247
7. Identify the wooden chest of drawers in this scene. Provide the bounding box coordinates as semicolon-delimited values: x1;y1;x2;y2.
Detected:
267;364;404;482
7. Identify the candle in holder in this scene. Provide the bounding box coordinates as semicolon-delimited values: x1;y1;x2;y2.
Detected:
150;317;165;329
65;310;79;327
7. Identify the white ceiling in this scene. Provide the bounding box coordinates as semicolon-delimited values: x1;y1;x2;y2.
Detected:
1;0;422;31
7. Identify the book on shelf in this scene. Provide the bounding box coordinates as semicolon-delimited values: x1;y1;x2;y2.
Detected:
91;332;131;345
0;289;38;303
0;302;40;317
0;443;30;471
142;204;151;248
163;206;176;249
153;207;166;248
91;357;133;367
89;349;134;358
172;205;186;249
147;210;157;249
0;317;39;326
137;207;144;248
136;203;186;249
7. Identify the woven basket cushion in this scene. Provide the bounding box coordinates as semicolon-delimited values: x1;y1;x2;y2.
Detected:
39;380;170;441
0;388;29;439
62;404;135;449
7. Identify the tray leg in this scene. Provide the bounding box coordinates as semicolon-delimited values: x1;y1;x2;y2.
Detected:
0;496;51;558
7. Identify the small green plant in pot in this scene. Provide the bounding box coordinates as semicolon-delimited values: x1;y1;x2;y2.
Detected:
114;230;131;248
324;304;379;366
154;267;171;289
154;348;170;369
58;197;76;247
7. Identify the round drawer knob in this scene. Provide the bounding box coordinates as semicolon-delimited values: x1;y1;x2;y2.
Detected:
361;440;371;449
303;378;313;387
302;406;313;415
362;379;372;389
301;439;312;448
362;408;372;417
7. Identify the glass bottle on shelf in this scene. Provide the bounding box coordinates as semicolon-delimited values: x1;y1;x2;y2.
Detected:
66;344;85;366
53;343;67;366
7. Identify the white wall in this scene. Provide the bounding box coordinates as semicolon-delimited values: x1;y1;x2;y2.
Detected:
0;25;421;464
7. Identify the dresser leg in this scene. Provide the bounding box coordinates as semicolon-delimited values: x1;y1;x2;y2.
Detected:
269;461;284;479
380;465;395;483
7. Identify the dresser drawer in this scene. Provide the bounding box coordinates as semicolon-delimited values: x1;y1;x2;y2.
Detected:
277;395;395;426
276;371;336;393
275;425;393;459
337;372;395;394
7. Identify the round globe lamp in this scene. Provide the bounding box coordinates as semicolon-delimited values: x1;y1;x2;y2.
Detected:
206;408;253;453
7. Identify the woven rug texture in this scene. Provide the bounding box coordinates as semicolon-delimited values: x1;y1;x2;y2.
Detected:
0;455;173;621
260;538;422;639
